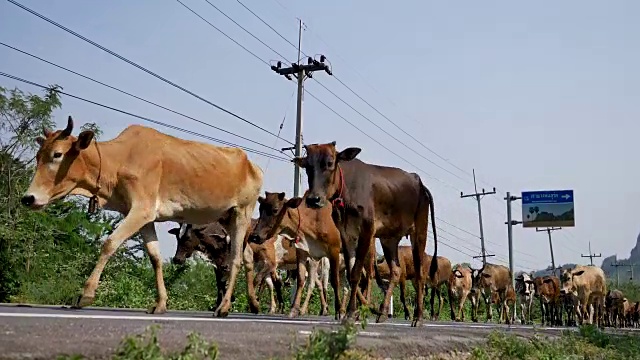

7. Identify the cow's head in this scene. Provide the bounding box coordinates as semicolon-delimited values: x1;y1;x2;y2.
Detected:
292;142;361;209
168;223;229;265
21;116;95;210
248;191;302;244
560;268;583;295
515;272;535;296
469;266;483;293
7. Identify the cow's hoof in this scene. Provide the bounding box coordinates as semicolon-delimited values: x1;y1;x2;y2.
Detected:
411;318;422;327
147;304;167;315
376;314;388;323
71;295;94;309
341;316;355;326
249;302;260;314
213;300;230;318
289;309;300;318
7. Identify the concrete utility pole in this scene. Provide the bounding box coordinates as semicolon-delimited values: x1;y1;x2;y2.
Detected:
504;191;523;324
272;19;332;305
461;169;496;266
581;241;601;266
536;227;561;276
611;260;637;286
272;19;332;199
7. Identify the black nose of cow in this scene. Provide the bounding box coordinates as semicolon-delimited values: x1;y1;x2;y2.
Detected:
248;234;260;244
306;196;322;208
172;257;185;265
21;195;35;207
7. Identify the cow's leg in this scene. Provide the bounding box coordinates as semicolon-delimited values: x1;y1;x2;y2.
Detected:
138;223;168;314
399;278;410;321
243;245;260;314
344;220;374;323
437;285;445;320
73;209;153;309
409;211;429;328
485;293;493;323
429;286;437;320
301;259;320;316
273;270;285;313
328;251;342;320
377;238;401;323
214;267;224;310
214;206;254;318
459;292;468;322
263;273;278;314
290;250;308;317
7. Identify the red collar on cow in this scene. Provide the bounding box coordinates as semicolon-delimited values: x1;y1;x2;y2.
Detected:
294;207;302;243
331;165;345;209
87;141;103;214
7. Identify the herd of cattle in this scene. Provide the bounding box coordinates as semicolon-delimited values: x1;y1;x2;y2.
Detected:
18;118;632;329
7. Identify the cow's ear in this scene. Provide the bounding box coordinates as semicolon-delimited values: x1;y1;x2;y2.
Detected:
35;136;45;147
74;130;94;151
286;197;303;209
573;270;585;277
278;192;285;201
168;228;180;236
337;147;361;162
258;196;265;204
292;156;306;168
454;270;463;278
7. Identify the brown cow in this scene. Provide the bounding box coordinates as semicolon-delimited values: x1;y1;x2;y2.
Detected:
448;264;472;322
21;117;263;316
374;246;451;321
294;142;438;327
471;263;513;324
248;191;372;319
492;284;516;324
606;289;626;328
533;275;562;326
560;265;607;327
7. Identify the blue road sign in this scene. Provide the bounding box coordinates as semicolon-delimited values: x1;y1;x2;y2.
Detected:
522;190;573;205
521;189;575;228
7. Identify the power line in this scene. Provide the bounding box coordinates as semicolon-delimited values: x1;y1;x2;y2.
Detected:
174;0;486;237
234;0;483;185
0;71;290;162
0;42;291;157
5;0;292;145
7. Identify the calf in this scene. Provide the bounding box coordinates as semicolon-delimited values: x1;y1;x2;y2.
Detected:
533;275;562;326
248;191;372;319
515;272;535;324
606;289;626;328
294;142;439;326
448;264;472;322
560;265;607;327
425;254;453;321
560;292;579;327
492;284;516;324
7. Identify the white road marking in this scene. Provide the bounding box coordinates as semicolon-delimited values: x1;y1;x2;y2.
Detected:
298;330;381;337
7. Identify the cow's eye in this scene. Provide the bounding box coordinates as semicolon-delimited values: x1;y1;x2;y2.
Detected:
53;152;63;159
326;161;333;168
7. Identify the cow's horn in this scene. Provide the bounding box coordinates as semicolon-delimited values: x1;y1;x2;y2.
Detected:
60;116;73;137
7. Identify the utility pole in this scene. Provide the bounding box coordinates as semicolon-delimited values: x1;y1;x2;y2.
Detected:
536;227;561;276
581;241;601;266
461;169;496;266
272;18;332;199
272;19;332;305
505;192;522;324
611;260;637;286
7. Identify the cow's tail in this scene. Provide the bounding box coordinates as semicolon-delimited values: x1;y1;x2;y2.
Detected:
422;181;438;281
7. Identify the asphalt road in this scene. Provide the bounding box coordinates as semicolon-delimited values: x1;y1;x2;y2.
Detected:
0;304;631;360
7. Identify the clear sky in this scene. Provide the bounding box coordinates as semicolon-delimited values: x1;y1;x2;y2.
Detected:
1;0;639;273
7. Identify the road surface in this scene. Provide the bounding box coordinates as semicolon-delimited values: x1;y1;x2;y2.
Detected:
0;304;626;359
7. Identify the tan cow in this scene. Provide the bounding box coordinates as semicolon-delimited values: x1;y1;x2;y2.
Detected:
560;265;607;327
248;191;373;319
492;284;516;324
472;263;513;324
425;254;453;321
21;118;263;316
448;264;472;322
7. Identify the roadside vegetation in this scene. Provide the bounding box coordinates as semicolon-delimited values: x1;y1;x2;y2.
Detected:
4;85;640;360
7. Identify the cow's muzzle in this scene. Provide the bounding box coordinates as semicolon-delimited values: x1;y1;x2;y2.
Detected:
248;234;265;245
305;195;325;209
21;195;35;207
172;256;186;265
560;289;567;295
